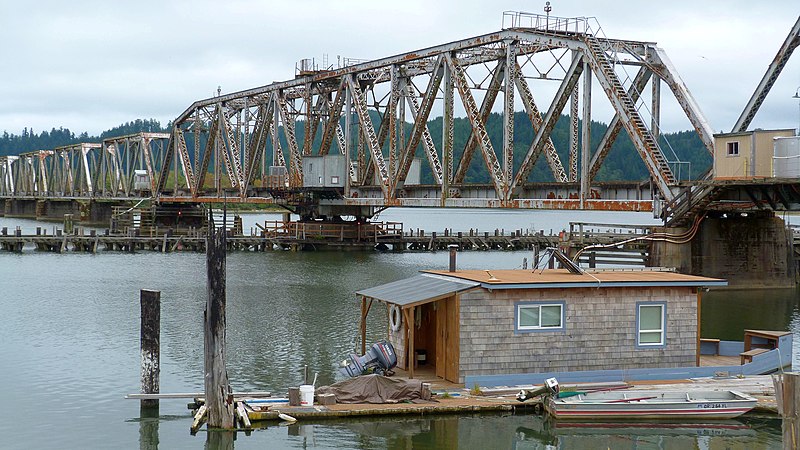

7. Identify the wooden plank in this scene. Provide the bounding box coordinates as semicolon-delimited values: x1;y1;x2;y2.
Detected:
125;391;272;400
190;404;208;434
446;295;460;383
436;298;446;379
235;402;252;428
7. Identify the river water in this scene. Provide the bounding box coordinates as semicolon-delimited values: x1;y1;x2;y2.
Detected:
0;209;795;449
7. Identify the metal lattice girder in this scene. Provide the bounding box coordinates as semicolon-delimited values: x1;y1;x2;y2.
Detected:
270;98;286;168
50;143;101;196
650;48;715;155
447;53;506;198
219;109;244;190
156;132;175;197
587;67;652;182
569;85;579;182
388;65;400;183
0;156;16;195
733;16;800;133
318;80;347;156
511;54;584;193
454;62;504;184
174;130;195;193
442;60;454;195
503;41;516;186
195;109;221;194
404;80;443;185
244;103;273;187
395;56;445;193
96;133;170;197
277;95;303;187
583;36;675;201
514;62;569;183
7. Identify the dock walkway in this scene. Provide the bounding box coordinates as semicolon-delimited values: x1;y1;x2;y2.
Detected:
238;375;781;423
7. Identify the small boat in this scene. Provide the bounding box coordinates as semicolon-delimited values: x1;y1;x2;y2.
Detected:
547;389;757;420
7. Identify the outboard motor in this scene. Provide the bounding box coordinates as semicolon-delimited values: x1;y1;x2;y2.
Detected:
340;341;398;377
517;377;560;402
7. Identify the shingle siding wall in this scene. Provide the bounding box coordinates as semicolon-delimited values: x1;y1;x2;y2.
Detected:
459;286;697;382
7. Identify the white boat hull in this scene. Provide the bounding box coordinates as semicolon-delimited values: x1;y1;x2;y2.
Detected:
547;390;757;421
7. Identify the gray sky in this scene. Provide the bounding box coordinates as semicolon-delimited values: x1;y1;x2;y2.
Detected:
0;0;798;136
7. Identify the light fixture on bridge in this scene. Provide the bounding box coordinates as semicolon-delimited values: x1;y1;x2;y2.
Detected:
793;87;800;136
544;1;552;30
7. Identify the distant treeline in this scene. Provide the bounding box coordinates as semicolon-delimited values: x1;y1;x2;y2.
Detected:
0;119;169;155
0;113;710;182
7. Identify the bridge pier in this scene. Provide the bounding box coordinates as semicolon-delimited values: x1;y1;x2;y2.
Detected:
651;213;797;288
2;198;129;227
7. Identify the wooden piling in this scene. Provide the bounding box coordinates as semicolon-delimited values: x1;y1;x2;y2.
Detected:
204;214;235;429
774;372;800;448
140;289;160;410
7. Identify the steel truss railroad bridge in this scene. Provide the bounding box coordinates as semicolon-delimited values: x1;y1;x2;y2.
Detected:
0;12;798;227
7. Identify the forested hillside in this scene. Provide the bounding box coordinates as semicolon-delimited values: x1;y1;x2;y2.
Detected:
0;119;168;155
0;114;710;182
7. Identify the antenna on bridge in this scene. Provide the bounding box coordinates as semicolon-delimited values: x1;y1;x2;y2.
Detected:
216;86;221;97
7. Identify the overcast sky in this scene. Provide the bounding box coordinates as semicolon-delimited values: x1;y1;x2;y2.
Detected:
0;0;798;137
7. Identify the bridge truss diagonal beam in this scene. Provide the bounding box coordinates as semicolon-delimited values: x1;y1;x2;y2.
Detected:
511;53;584;193
583;36;675;201
587;67;653;182
732;16;800;133
446;53;507;199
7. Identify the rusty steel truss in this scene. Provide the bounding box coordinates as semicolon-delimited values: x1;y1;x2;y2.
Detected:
1;13;718;215
157;12;712;211
0;133;170;198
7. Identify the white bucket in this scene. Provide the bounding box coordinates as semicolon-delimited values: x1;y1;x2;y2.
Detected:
299;384;315;406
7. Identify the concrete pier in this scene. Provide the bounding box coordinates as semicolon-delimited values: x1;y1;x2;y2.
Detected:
651;214;797;287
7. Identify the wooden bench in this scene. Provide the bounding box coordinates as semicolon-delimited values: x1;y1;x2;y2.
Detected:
700;338;720;356
740;348;769;365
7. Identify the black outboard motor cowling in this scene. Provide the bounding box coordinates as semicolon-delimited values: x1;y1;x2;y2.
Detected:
340;341;398;377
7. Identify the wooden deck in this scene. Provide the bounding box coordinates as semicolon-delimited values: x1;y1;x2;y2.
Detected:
390;366;464;391
239;374;782;424
699;354;741;367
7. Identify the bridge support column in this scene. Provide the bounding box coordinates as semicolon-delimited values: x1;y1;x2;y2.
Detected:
651;214;796;287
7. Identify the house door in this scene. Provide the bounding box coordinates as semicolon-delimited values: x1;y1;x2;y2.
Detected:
435;295;460;382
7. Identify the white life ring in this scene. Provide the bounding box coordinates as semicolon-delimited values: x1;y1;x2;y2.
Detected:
389;305;402;332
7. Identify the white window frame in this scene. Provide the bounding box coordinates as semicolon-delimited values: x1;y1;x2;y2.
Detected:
727;141;739;156
515;302;565;332
636;302;666;347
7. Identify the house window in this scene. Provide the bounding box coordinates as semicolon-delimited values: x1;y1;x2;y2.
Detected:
516;302;565;332
637;302;666;347
727;141;739;156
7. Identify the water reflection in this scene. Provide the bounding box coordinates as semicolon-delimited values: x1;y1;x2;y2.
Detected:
167;413;782;450
138;407;159;450
702;287;800;365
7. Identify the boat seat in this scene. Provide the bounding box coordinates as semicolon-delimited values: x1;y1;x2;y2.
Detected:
700;338;721;356
740;348;769;365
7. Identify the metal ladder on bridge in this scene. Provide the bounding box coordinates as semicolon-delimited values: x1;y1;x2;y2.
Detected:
663;182;720;226
584;36;676;187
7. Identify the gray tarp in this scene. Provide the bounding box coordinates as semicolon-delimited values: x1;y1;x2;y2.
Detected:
317;375;433;404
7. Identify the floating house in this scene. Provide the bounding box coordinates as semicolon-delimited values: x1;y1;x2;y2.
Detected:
356;264;792;386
